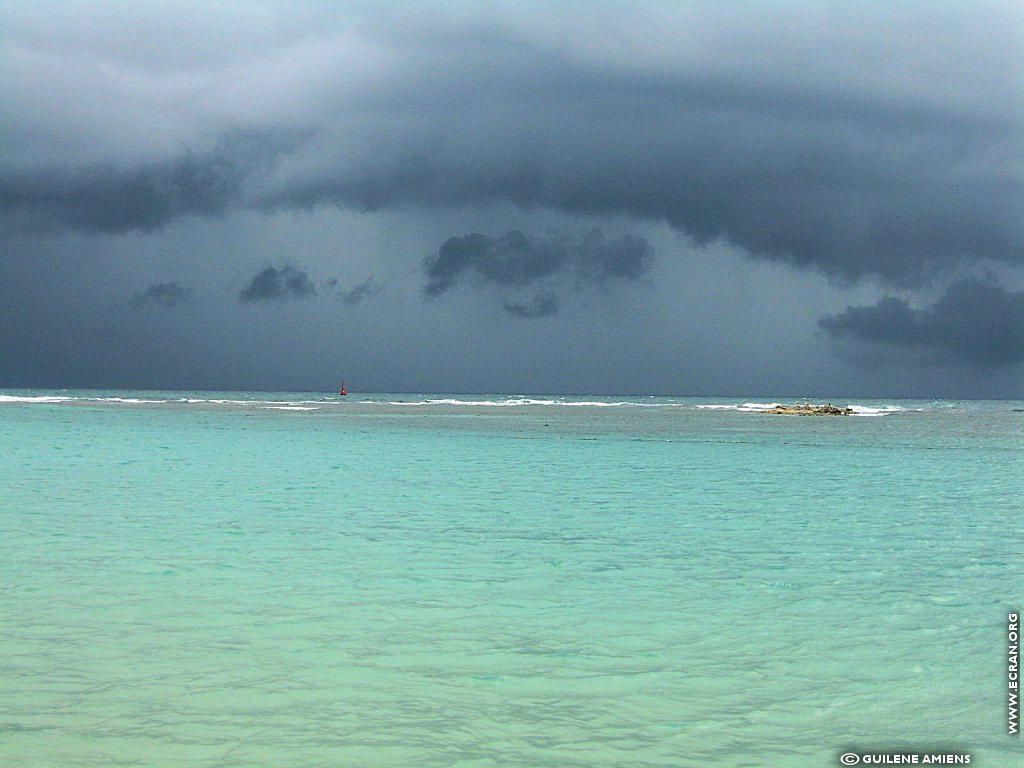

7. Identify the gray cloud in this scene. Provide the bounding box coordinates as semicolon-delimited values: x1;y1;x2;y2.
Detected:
2;4;1018;286
503;292;560;319
423;233;491;298
818;278;1024;366
424;229;654;304
425;231;567;297
1;2;1022;397
1;132;292;233
576;232;653;283
132;282;193;309
254;34;1020;286
340;277;382;306
240;265;316;302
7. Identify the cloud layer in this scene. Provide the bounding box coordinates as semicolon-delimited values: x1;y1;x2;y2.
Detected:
240;265;316;302
3;2;1021;284
424;229;654;314
132;282;193;309
819;278;1024;366
340;277;382;306
0;2;1021;395
1;132;292;233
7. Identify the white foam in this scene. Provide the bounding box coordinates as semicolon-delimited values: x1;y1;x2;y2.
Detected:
695;402;783;412
180;398;253;405
562;401;630;407
0;395;73;403
94;397;167;404
177;397;325;408
848;404;907;416
388;398;554;406
386;397;667;408
0;392;922;417
696;401;910;416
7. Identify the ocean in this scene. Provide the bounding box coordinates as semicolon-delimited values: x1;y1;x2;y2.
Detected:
1;390;1021;767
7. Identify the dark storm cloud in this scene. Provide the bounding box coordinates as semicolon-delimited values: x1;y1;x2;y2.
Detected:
424;231;566;297
503;293;560;319
356;97;1017;284
250;27;1021;285
576;232;653;283
423;234;490;298
1;132;293;233
3;3;1020;285
2;2;1022;396
424;230;654;299
818;278;1024;366
240;265;316;302
132;282;193;309
340;277;382;306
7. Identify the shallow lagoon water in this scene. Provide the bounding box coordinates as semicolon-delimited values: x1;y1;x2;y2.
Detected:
1;392;1021;766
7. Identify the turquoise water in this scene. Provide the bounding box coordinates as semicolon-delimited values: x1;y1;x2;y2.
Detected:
1;391;1021;767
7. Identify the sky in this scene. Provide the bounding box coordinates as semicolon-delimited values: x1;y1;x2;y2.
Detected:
2;0;1022;398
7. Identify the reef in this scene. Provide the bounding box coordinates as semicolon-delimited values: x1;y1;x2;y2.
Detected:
760;402;854;416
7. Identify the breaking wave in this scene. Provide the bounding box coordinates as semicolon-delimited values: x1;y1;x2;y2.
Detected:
695;402;914;416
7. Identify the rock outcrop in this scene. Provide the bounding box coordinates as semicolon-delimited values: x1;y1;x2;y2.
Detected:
760;402;854;416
